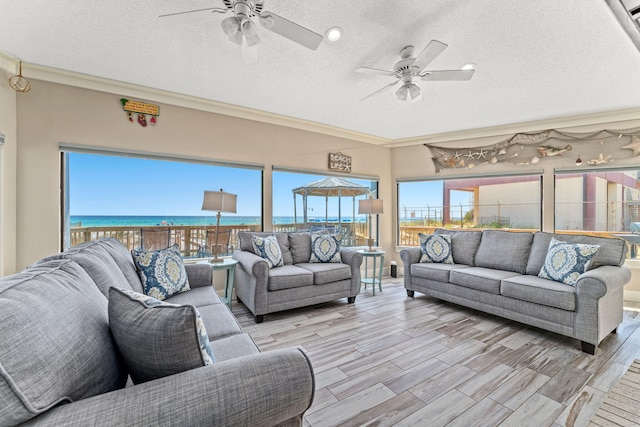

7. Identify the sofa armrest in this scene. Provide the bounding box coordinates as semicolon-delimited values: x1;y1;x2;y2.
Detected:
400;248;421;289
232;250;270;316
233;250;269;276
25;348;315;427
574;265;631;347
340;248;363;296
184;263;213;288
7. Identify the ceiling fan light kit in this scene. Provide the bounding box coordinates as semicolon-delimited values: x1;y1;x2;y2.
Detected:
160;0;323;63
357;41;475;102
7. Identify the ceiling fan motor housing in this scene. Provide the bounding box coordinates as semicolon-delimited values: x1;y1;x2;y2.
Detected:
223;0;264;17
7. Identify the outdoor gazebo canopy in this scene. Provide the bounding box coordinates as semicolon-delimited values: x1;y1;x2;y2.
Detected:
291;176;371;225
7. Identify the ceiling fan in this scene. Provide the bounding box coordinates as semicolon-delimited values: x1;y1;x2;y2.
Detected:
356;40;475;102
159;1;323;62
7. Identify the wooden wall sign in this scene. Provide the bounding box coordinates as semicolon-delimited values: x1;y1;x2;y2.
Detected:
329;152;352;173
120;98;160;127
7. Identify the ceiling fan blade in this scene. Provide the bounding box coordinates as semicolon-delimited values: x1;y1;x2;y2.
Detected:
361;80;399;102
258;11;323;50
355;67;396;77
420;69;475;81
159;8;227;25
412;40;448;71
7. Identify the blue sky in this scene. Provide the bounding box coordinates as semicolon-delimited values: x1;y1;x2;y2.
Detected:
68;152;467;217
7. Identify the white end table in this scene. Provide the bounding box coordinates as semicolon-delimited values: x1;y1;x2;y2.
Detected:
357;249;385;296
197;258;238;309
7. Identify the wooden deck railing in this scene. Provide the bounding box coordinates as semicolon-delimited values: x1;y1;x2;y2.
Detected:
70;222;371;257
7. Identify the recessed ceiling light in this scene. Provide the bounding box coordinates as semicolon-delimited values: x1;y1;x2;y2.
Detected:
461;62;476;70
325;27;343;42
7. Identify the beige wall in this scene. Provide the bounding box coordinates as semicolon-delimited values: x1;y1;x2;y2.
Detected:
0;69;17;276
13;80;391;271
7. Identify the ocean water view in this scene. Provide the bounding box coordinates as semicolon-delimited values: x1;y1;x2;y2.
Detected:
70;215;365;228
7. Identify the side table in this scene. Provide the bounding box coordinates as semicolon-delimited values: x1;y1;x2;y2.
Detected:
197;258;238;310
356;249;385;296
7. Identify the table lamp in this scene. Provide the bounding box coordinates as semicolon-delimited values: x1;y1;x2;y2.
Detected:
202;189;237;263
358;198;383;252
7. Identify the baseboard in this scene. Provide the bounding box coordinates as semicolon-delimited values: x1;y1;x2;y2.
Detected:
624;289;640;302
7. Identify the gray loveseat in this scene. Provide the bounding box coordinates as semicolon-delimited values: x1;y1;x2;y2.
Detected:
400;229;631;354
0;238;314;426
233;231;363;323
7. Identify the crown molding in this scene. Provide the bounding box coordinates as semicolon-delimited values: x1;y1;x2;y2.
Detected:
10;57;390;146
387;107;640;148
3;51;639;149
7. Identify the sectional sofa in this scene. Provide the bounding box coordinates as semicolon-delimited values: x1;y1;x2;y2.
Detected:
401;229;631;354
0;238;314;426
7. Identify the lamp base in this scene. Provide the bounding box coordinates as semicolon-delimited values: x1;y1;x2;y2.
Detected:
366;238;376;252
209;243;224;263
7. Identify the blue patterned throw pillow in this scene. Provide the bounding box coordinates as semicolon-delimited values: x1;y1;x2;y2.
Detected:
252;235;284;268
310;233;342;263
419;233;454;264
108;288;214;384
131;244;190;300
538;238;600;286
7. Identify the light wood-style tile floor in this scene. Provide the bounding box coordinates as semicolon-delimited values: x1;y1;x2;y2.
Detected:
232;278;640;427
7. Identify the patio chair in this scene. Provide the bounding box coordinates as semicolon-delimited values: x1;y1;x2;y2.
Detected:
198;229;232;258
139;227;171;251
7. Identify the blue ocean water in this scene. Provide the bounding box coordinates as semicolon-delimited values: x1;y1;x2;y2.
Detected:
68;215;362;227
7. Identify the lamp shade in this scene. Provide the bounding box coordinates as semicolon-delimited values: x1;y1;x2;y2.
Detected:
358;198;383;215
202;189;237;213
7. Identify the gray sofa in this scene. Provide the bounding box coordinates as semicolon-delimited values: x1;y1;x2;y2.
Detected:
0;238;314;426
400;229;631;354
233;231;363;323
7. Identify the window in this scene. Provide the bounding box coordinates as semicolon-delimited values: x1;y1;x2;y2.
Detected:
272;170;379;247
62;150;263;258
398;174;542;246
555;168;640;259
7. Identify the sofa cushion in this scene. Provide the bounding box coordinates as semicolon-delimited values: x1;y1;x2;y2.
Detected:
450;267;521;295
268;265;314;291
238;231;293;265
434;229;482;266
297;262;351;285
0;260;127;425
411;263;470;283
500;275;576;311
289;232;313;264
210;334;261;362
252;235;284;268
195;303;244;340
108;288;215;385
37;237;143;296
310;233;342;263
538;238;600;286
419;233;453;264
165;285;222;307
131;244;190;300
526;232;626;275
474;230;533;274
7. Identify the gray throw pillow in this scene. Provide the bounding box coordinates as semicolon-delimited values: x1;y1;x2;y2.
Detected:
108;288;215;384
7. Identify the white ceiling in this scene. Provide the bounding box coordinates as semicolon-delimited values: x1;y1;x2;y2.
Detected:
2;1;640;144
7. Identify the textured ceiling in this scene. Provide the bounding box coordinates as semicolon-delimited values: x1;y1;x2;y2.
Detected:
2;1;640;143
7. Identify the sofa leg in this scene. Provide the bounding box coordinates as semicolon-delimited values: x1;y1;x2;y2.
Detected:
612;327;618;334
407;290;415;298
347;296;356;304
255;315;264;324
581;341;596;355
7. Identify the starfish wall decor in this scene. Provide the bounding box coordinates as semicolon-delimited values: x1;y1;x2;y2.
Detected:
425;127;640;172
